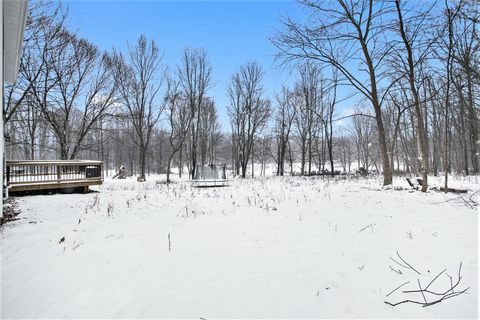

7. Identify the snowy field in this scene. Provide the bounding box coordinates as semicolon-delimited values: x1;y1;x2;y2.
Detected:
1;174;478;318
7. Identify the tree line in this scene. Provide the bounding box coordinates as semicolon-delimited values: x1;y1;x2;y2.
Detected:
4;0;479;190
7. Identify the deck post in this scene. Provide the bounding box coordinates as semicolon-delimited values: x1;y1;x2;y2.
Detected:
6;165;10;185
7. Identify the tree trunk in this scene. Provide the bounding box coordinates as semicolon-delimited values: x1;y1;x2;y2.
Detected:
241;160;247;178
179;145;183;178
466;72;479;173
251;145;254;178
288;141;294;175
167;153;173;183
139;147;146;181
444;6;455;192
280;141;285;176
358;29;392;185
308;131;312;175
301;139;306;175
394;0;430;192
373;105;392;185
191;124;197;179
60;142;69;160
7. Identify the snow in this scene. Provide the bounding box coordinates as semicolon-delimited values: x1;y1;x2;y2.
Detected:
1;174;478;318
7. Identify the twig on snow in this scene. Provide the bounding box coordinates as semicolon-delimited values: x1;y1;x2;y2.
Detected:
168;232;171;252
358;223;374;233
425;269;447;290
389;265;403;275
386;281;410;297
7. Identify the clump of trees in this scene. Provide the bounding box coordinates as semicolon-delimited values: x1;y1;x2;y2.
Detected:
5;0;479;188
272;0;479;190
113;36;165;181
228;62;271;178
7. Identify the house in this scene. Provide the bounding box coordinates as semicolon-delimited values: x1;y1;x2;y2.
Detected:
1;0;29;216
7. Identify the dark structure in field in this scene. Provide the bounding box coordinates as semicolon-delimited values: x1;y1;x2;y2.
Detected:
192;164;228;188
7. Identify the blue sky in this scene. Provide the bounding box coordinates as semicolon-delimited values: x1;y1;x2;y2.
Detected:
65;0;307;129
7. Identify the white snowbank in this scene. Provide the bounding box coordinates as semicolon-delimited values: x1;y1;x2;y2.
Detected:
1;175;478;318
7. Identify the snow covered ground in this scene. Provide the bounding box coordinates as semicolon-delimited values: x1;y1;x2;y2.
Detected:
1;174;478;318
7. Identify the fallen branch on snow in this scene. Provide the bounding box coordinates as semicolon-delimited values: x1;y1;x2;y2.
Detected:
385;262;469;307
358;223;374;233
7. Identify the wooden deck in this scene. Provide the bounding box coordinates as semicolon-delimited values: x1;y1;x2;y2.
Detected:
6;160;103;194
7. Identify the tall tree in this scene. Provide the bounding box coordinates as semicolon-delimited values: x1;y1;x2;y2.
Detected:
321;69;339;177
452;2;479;173
294;63;321;175
178;48;212;179
165;77;192;183
228;62;271;178
442;1;462;191
392;0;431;192
114;35;165;181
274;86;297;176
198;98;221;166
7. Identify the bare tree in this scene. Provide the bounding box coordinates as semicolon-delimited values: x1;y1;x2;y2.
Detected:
351;112;377;171
30;31;118;160
165;77;192;183
228;62;272;178
392;0;431;191
15;93;43;159
198;98;222;166
114;35;165;181
336;131;354;173
452;2;479;173
258;133;273;176
3;1;67;125
293;63;321;175
320;68;340;177
274;86;297;175
178;48;212;179
442;1;462;191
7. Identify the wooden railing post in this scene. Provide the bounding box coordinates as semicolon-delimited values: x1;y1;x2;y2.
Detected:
6;164;10;185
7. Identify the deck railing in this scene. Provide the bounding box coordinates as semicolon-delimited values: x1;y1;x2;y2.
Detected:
5;160;103;193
